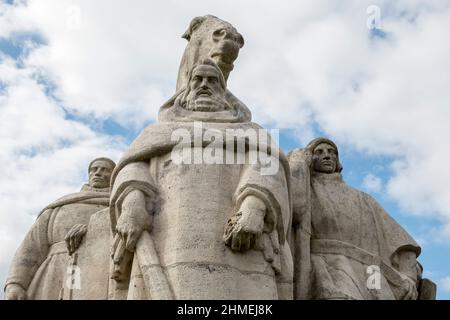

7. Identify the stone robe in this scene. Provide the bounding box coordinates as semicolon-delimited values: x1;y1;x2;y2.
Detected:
292;168;420;300
5;185;110;300
107;120;293;300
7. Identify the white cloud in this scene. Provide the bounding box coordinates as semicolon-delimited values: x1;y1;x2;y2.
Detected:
441;277;450;293
362;174;383;193
0;53;126;293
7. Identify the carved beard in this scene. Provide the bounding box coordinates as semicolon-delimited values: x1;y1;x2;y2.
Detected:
182;90;231;112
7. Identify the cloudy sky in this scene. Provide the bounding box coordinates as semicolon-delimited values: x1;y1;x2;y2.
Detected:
1;0;449;299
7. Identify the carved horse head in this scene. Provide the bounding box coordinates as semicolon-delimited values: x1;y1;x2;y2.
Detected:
176;15;245;91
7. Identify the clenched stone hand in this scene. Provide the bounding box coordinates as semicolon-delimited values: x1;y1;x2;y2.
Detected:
115;189;152;253
224;195;266;252
400;274;418;300
65;224;88;255
111;189;153;280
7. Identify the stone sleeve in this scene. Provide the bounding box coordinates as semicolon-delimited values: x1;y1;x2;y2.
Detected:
4;208;52;291
109;161;158;233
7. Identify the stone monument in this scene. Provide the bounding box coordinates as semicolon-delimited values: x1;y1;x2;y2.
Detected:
288;138;436;300
4;15;436;300
4;157;115;300
107;15;293;299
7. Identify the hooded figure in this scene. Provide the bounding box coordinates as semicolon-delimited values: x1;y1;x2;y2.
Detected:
107;58;293;300
289;138;426;300
4;157;115;300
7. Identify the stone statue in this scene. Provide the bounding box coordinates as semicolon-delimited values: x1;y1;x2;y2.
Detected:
160;15;251;124
4;15;437;301
4;157;115;300
106;20;293;298
288;138;432;300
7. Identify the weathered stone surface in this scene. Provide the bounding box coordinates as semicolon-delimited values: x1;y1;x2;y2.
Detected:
4;15;435;301
288;138;434;300
66;16;293;301
107;65;293;299
60;208;112;300
4;158;115;300
160;15;251;124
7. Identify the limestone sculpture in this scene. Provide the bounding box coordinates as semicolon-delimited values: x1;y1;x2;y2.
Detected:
4;158;115;300
4;15;436;301
57;15;292;300
109;61;293;299
288;138;435;300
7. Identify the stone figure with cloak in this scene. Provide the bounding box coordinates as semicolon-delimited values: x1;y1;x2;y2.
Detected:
4;157;115;300
109;15;293;300
66;15;293;300
288;138;436;300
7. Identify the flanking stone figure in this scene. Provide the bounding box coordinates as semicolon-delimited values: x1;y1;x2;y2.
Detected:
4;157;115;300
288;138;435;300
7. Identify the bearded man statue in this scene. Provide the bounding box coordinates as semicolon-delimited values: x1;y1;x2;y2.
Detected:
107;57;293;300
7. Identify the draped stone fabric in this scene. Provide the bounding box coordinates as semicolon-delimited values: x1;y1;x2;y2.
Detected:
289;147;420;300
309;172;419;300
5;186;110;300
107;118;293;299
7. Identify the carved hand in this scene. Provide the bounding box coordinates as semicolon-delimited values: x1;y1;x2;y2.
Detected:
115;189;152;253
65;224;88;255
395;249;419;300
224;195;265;252
5;283;26;300
400;273;419;300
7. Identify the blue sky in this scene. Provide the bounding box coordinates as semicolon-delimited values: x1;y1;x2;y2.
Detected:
1;0;449;299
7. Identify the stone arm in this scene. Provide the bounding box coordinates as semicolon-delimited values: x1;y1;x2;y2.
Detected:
4;209;52;300
116;189;152;252
65;224;88;256
286;147;313;300
224;151;292;281
224;195;266;252
365;193;422;300
111;189;153;280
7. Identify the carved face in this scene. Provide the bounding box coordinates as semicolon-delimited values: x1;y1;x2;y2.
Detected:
207;23;244;69
88;160;113;188
184;64;228;112
189;17;244;79
312;143;338;174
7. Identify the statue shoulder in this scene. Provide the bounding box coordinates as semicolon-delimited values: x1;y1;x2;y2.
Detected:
287;148;312;179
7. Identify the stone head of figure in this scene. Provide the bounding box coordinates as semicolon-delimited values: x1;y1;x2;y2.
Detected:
181;58;231;112
306;138;343;174
88;157;116;189
177;15;244;91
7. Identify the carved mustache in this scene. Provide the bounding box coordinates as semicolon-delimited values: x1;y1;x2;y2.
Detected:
194;88;213;97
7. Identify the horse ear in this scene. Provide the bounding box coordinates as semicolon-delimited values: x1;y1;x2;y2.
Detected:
181;16;206;41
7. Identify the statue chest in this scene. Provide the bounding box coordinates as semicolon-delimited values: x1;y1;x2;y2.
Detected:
147;154;265;267
49;202;106;243
149;152;242;224
310;182;379;248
